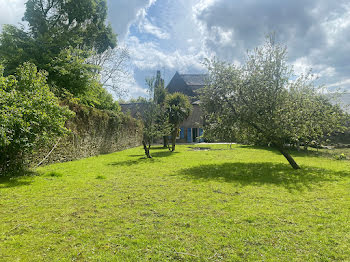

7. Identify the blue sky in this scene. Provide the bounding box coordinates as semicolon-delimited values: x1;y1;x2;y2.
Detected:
1;0;350;98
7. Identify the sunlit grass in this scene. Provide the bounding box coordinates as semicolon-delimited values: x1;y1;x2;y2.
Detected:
1;144;349;261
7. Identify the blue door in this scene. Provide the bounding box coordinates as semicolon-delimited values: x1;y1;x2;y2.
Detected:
180;127;185;139
199;128;204;142
187;128;192;143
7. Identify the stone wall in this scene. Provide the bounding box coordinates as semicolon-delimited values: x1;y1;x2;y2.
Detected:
30;103;143;166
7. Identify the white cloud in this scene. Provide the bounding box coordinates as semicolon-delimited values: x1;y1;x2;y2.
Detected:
121;73;148;99
138;18;170;39
292;57;313;75
0;0;26;31
107;0;156;39
327;79;350;89
126;36;206;71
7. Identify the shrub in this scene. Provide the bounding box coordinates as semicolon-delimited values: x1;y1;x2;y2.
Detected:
0;63;74;175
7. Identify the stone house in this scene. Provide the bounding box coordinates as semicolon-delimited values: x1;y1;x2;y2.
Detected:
166;72;208;143
120;71;208;143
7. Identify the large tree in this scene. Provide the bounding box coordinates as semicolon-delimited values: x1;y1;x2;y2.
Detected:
201;36;346;169
0;0;119;108
165;93;192;152
1;0;116;76
23;0;116;53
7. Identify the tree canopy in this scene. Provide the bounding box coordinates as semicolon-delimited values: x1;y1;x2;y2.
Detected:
0;0;119;110
23;0;116;53
201;36;346;169
164;93;192;152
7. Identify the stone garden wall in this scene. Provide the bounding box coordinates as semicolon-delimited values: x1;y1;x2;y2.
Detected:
30;103;143;166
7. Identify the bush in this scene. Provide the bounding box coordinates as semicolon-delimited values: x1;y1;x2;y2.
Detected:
0;63;74;175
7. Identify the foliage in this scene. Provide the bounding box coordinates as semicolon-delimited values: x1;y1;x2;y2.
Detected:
0;63;73;174
141;75;171;158
164;92;192;151
23;0;116;53
201;36;346;169
0;25;36;76
49;47;98;96
1;144;350;260
141;101;169;158
127;96;148;103
49;47;119;111
153;70;167;105
0;0;120;110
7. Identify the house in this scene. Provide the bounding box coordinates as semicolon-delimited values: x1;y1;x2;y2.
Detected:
166;72;208;143
167;72;208;99
120;71;208;143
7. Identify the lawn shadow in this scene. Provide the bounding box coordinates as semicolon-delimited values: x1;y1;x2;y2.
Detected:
150;146;169;150
177;162;349;191
108;159;144;167
0;170;37;189
110;151;179;167
151;151;179;158
234;144;345;160
128;151;179;159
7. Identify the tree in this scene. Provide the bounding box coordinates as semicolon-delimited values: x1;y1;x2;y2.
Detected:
0;63;73;174
48;47;119;111
153;70;166;105
23;0;116;53
150;70;169;147
90;47;131;99
140;76;170;158
201;36;346;169
164;93;192;152
141;102;168;158
0;0;118;109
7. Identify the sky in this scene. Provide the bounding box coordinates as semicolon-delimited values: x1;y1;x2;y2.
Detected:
1;0;350;98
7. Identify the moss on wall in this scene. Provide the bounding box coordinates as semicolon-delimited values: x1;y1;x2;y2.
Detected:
30;103;143;166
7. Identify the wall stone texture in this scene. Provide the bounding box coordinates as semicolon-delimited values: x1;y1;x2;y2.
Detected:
30;103;143;166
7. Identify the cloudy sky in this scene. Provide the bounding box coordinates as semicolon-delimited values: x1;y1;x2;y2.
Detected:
1;0;350;98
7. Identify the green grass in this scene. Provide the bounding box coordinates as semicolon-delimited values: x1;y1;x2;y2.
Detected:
1;144;350;261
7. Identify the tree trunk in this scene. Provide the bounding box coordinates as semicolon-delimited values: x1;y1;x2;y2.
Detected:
163;136;168;148
142;140;152;158
171;128;177;152
277;146;300;169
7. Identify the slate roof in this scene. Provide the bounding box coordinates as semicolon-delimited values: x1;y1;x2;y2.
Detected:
166;72;208;98
179;74;208;87
181;104;203;128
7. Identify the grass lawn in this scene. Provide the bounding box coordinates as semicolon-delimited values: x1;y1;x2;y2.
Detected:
1;144;350;261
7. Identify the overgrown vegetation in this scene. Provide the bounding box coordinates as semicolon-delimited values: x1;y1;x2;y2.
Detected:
1;144;349;261
0;0;124;110
0;63;73;174
0;0;128;174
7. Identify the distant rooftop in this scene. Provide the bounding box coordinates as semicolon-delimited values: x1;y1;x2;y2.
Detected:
179;74;208;87
166;72;208;98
